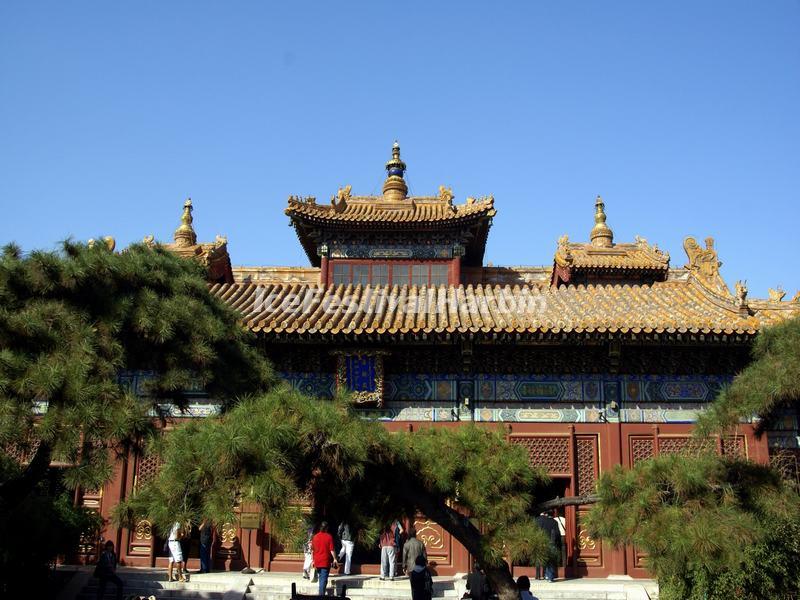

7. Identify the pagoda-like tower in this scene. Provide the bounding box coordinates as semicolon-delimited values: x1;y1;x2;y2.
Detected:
285;142;496;287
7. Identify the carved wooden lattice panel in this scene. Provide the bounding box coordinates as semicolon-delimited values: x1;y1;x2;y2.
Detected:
216;522;239;558
414;518;449;565
770;448;800;488
128;519;154;556
135;453;163;490
575;508;602;567
81;488;102;510
512;436;571;475
630;436;655;465
721;436;746;458
633;545;649;569
3;437;41;464
658;436;713;457
575;436;598;496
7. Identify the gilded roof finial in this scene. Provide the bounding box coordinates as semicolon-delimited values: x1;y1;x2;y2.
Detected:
382;141;408;202
590;195;614;248
174;198;197;248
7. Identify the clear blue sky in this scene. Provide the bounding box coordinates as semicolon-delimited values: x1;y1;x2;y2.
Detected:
1;1;798;297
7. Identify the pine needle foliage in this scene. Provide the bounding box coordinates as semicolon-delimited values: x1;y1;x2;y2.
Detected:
116;388;551;598
0;240;273;497
586;453;800;600
696;315;800;436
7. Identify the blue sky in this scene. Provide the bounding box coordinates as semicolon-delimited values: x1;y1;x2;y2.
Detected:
1;1;798;297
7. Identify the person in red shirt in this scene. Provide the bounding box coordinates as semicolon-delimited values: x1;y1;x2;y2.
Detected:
311;521;338;595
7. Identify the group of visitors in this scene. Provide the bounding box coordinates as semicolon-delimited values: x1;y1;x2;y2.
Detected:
92;519;216;599
303;518;434;599
166;519;214;580
534;510;563;583
93;510;563;600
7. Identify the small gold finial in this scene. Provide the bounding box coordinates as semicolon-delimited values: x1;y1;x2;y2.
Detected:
383;141;408;201
174;198;197;248
590;195;614;248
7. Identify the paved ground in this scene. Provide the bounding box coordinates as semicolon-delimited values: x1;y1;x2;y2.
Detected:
57;566;659;600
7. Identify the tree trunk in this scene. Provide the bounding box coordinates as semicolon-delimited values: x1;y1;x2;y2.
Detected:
0;441;53;508
400;483;520;600
397;487;601;599
535;494;600;512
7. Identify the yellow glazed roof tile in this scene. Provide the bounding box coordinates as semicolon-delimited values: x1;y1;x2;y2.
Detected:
208;278;794;337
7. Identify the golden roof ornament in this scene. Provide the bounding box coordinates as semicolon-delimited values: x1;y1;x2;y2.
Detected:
382;141;408;202
174;198;197;248
332;185;352;213
735;280;747;302
87;236;116;251
768;287;786;302
590;195;614;248
438;185;454;205
554;234;573;267
684;236;730;296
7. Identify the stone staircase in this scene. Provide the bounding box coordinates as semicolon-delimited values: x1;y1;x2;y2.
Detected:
244;573;460;600
72;569;247;600
64;568;658;600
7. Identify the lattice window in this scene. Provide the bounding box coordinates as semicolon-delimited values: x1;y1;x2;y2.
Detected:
658;436;713;457
630;437;655;465
770;448;800;488
3;437;41;465
721;436;746;458
575;436;598;496
135;453;163;490
512;436;570;474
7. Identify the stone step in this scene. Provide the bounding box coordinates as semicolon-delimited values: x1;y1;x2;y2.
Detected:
84;579;228;591
79;591;225;599
248;581;457;592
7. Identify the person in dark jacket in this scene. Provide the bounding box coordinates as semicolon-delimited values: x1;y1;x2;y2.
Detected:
402;528;427;575
198;519;213;573
465;562;489;599
94;540;123;600
409;554;433;600
534;511;562;582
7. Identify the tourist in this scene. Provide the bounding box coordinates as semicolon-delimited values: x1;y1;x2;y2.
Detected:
534;511;561;582
516;575;538;600
402;527;427;576
302;525;315;580
553;510;566;571
167;521;188;583
464;562;488;600
311;521;338;596
393;518;405;571
337;520;355;575
409;554;434;600
94;540;123;600
198;519;213;574
378;523;396;580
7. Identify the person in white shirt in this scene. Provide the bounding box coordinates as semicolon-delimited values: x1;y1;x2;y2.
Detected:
167;521;188;583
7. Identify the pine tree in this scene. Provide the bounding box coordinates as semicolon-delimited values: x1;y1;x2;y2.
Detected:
586;452;800;599
0;240;273;507
117;388;553;600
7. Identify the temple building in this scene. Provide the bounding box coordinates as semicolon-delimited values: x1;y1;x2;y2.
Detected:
85;144;800;578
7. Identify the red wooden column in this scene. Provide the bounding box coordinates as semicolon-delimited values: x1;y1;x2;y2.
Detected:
451;256;461;285
320;256;329;286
